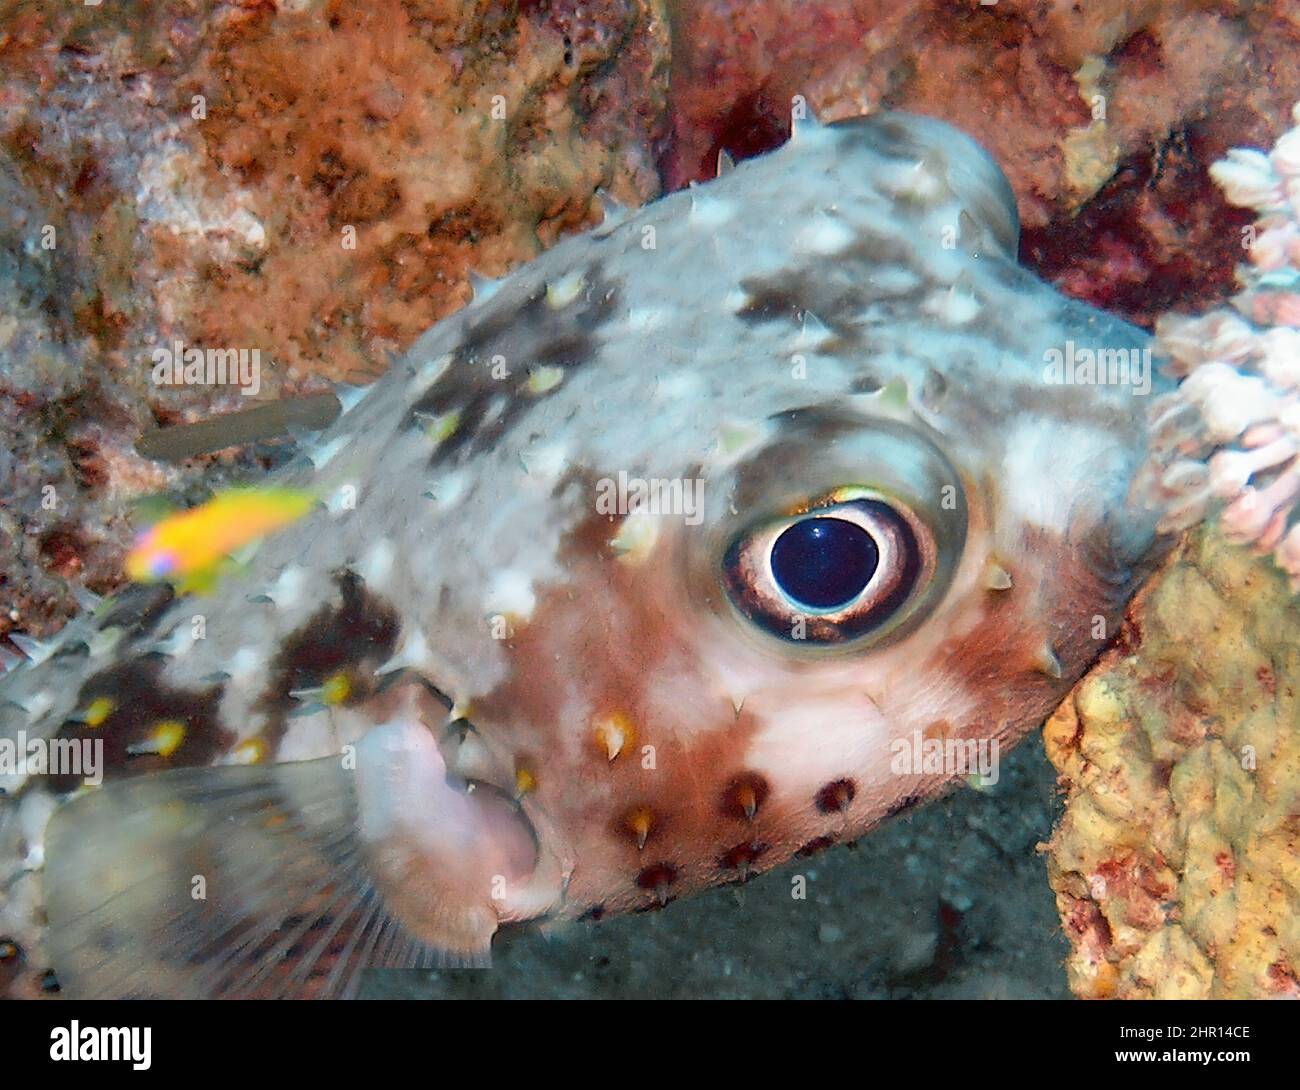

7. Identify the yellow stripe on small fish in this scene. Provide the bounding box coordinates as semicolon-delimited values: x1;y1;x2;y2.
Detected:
126;487;316;586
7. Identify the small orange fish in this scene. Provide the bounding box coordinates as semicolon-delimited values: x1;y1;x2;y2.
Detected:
126;487;316;588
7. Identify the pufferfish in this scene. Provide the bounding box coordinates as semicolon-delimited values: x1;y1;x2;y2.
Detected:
0;112;1180;998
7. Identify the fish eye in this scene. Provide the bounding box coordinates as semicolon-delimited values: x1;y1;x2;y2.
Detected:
722;488;933;645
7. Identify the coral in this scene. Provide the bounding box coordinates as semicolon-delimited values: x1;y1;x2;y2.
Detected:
1140;103;1300;590
1047;97;1300;1001
182;0;667;376
1043;522;1300;998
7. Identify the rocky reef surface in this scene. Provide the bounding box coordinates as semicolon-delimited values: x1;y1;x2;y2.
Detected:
1045;524;1299;998
1044;103;1300;999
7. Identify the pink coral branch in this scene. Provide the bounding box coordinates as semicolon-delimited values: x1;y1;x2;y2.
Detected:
1145;101;1300;588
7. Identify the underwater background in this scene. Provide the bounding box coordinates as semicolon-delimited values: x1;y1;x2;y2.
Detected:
2;1;1298;998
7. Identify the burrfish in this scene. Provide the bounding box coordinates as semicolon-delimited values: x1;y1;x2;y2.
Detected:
1;112;1183;998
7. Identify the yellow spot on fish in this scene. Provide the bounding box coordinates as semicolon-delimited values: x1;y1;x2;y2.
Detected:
232;738;267;765
593;711;636;762
526;365;565;395
735;782;759;821
126;487;315;590
872;375;911;412
983;558;1014;591
129;719;186;758
609;510;659;565
83;696;115;727
418;409;461;445
515;766;537;796
716;420;765;458
321;671;352;706
152;720;186;758
546;270;586;308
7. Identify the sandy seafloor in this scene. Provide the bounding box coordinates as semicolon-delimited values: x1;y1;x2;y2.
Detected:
361;734;1069;999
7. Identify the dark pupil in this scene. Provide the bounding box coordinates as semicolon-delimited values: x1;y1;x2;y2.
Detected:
770;517;880;610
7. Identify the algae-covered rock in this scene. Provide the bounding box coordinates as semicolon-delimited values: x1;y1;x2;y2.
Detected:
1044;523;1300;998
0;0;669;644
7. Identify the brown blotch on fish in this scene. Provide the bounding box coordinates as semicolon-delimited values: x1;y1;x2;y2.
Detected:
734;281;809;326
719;839;768;872
258;569;400;753
404;262;621;467
733;275;857;341
721;772;770;822
829;112;929;159
635;863;678;906
815;778;857;814
796;835;836;859
920;368;949;410
55;657;231;791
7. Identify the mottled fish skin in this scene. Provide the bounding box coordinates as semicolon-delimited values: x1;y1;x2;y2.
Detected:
0;112;1174;997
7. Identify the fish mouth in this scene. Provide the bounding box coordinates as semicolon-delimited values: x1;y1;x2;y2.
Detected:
383;669;521;799
374;666;570;920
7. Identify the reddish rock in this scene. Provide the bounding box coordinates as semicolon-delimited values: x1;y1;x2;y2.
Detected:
0;0;669;644
664;0;1300;325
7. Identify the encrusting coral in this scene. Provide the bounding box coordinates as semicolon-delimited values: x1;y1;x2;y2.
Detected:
1044;522;1300;998
1045;105;1300;998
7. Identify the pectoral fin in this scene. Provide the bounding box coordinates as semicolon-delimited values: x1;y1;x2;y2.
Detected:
43;718;551;998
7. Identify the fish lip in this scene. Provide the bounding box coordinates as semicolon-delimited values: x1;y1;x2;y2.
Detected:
441;719;522;803
375;666;514;793
371;657;572;915
440;728;572;923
